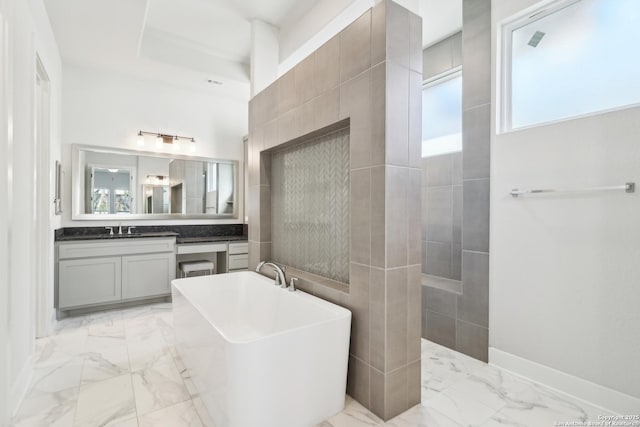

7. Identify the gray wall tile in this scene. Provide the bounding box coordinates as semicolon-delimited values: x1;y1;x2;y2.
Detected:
340;11;372;83
259;185;271;242
407;359;421;406
421;240;428;274
425;154;453;187
462;0;491;110
423;285;457;317
451;243;462;281
407;169;422;266
371;1;386;66
425;241;451;278
295;54;315;104
463;104;491;180
409;12;423;74
456;320;488;362
425;310;456;349
385;365;408;419
457;251;489;327
426;187;453;243
349;263;371;362
340;70;372;169
313;87;340;131
462;178;489;252
347;355;370;407
370;367;384;418
386;0;410;68
351;169;371;265
370;267;386;372
277;69;298;115
386;267;408;372
371;63;387;166
452;152;462;185
385;62;409;167
407;265;422;362
314;36;340;94
386;167;408;268
452;185;462;244
408;71;422;168
370;166;386;268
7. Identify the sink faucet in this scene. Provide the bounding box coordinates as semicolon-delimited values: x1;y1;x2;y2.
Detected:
105;226;114;236
128;226;136;235
118;223;123;235
256;261;286;287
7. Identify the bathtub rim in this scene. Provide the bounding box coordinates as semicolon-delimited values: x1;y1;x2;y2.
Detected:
171;271;352;345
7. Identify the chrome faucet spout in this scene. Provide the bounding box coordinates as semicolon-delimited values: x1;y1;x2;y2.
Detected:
255;261;286;287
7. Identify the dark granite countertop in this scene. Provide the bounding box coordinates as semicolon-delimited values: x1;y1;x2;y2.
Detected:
55;232;179;242
55;225;247;244
176;236;248;244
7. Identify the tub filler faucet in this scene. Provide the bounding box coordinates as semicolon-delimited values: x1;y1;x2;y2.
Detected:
256;261;286;288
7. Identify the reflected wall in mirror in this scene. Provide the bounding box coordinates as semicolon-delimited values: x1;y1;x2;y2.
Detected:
72;145;239;220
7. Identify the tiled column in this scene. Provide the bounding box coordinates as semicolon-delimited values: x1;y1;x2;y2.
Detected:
248;1;422;420
457;0;491;361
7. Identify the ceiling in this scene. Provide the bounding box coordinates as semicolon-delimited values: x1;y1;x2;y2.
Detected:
44;0;461;99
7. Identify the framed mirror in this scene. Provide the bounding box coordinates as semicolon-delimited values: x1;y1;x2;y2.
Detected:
71;144;240;220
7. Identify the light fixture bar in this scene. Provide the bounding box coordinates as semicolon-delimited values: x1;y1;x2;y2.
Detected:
138;130;195;142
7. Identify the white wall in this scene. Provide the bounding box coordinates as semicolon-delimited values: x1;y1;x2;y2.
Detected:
490;0;640;414
0;0;63;422
0;0;9;423
61;63;248;226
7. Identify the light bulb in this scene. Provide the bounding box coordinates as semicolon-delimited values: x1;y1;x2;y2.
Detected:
137;132;144;147
156;135;163;148
189;142;196;153
173;140;181;151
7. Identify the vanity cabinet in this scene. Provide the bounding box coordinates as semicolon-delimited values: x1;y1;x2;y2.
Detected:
58;257;122;308
56;238;176;310
122;253;175;299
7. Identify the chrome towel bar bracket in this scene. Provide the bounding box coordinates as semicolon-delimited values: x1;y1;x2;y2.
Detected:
510;182;635;197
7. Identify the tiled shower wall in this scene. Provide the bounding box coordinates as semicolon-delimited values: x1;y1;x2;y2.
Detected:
248;1;422;420
422;152;463;281
420;0;491;363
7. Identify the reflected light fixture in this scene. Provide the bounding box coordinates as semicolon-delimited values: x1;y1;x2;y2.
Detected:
137;130;196;153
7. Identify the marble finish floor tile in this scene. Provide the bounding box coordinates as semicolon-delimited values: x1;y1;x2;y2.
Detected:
74;374;136;427
131;359;190;416
138;400;203;427
12;386;77;427
12;306;615;427
81;336;130;384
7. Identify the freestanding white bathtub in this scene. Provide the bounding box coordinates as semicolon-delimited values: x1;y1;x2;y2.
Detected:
171;271;352;427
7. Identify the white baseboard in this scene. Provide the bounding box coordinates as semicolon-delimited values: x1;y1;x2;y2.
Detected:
489;347;640;415
8;355;33;418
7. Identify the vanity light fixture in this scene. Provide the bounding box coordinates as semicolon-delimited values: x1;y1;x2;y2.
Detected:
137;130;197;153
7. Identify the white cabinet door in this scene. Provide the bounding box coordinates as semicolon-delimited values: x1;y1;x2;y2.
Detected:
122;253;175;300
59;257;122;309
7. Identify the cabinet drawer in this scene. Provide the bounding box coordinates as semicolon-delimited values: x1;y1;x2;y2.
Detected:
228;254;248;270
59;257;122;309
177;243;227;255
59;238;175;259
228;242;248;255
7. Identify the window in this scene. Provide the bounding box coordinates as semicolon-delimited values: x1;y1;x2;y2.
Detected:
504;0;640;130
422;72;462;157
